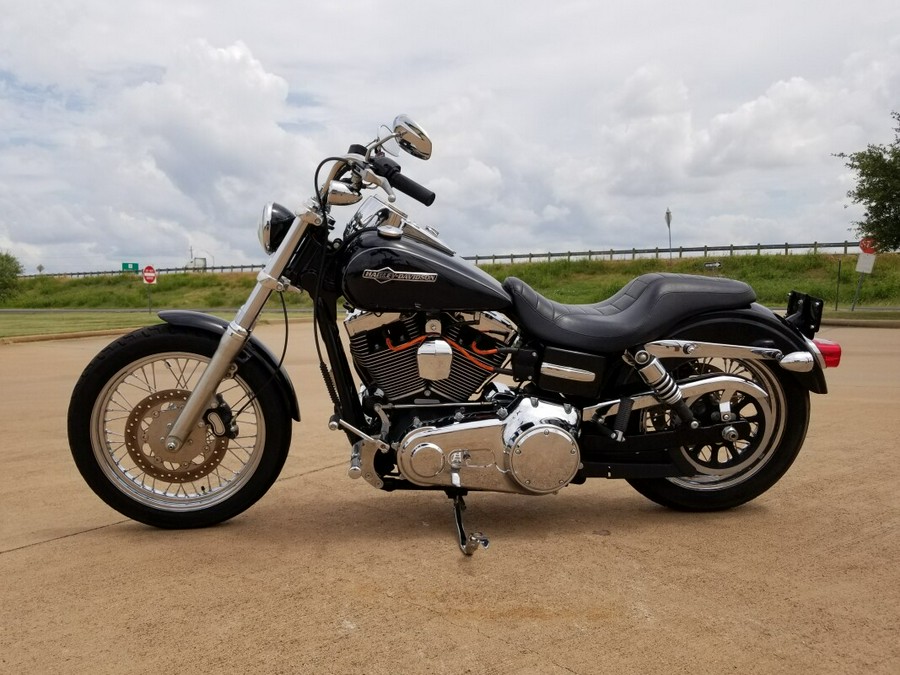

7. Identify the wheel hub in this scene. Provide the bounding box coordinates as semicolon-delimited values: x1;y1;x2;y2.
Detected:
124;389;228;483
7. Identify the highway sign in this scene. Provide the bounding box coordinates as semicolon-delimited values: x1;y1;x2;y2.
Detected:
142;265;158;285
856;252;876;274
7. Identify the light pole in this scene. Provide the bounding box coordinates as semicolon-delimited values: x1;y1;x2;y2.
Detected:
665;208;672;262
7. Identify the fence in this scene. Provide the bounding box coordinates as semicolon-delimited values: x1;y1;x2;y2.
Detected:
22;263;263;279
22;240;863;278
465;241;862;265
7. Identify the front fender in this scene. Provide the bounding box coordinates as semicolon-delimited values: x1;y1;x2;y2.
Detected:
158;310;301;420
666;303;828;394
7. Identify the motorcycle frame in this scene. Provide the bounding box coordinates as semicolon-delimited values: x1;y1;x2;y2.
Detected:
160;182;829;462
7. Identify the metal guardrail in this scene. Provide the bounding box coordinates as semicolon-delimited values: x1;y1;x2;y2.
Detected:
21;241;862;278
21;263;265;279
464;241;862;265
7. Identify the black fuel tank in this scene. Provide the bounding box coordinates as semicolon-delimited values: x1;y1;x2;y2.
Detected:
341;230;511;312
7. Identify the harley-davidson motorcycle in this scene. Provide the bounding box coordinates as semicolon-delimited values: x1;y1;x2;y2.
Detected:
68;115;842;554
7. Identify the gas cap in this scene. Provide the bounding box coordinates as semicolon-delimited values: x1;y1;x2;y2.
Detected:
377;224;402;238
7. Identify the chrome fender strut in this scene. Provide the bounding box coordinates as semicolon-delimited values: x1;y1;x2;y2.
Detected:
582;374;769;423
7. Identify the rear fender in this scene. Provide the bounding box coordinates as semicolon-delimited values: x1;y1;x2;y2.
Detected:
159;310;301;420
665;303;828;394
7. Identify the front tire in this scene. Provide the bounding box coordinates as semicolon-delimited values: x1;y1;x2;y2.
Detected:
626;356;810;511
68;324;292;528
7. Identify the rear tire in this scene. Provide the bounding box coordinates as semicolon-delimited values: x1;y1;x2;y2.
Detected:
68;324;292;528
626;356;809;511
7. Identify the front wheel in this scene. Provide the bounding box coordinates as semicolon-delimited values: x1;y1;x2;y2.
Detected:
68;324;292;528
626;356;810;511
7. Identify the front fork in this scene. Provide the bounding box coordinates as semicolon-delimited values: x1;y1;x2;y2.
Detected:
163;205;321;453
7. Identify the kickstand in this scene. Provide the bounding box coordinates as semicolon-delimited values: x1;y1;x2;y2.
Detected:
450;492;489;555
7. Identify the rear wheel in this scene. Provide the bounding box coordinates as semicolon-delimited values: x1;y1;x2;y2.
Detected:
68;324;292;528
626;356;809;511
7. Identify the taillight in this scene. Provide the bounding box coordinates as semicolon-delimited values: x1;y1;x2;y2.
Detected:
813;338;842;368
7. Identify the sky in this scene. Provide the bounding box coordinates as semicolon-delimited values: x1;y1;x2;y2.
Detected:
1;1;899;274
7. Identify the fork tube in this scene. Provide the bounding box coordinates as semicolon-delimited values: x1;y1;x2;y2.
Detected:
164;211;317;452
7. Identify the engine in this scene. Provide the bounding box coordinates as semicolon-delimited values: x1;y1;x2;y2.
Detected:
345;311;583;495
395;397;581;495
344;310;516;403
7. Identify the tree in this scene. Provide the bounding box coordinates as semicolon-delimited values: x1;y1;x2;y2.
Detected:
0;251;24;302
836;111;900;252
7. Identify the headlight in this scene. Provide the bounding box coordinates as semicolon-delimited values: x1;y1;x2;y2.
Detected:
257;202;295;254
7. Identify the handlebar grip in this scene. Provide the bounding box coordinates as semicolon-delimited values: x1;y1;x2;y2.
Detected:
370;156;436;206
388;171;436;206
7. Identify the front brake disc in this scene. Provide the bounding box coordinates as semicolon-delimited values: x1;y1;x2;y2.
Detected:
123;389;228;483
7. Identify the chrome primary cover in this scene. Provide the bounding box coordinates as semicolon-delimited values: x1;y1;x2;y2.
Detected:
396;398;581;494
503;398;580;493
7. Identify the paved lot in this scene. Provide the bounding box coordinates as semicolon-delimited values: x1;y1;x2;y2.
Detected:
1;323;898;674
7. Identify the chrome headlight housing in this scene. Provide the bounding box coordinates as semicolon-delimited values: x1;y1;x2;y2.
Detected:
257;202;295;254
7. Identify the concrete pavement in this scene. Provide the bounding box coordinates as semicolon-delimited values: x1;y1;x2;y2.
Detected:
1;324;898;673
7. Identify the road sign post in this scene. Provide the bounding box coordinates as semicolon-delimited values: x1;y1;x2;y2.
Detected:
142;265;157;314
851;241;877;311
664;208;672;263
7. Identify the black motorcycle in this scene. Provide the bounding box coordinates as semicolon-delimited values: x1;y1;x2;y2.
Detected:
68;115;842;554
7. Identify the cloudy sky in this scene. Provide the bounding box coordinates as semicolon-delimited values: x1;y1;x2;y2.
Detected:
2;1;899;274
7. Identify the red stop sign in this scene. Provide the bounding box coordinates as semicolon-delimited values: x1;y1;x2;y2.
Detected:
859;238;877;254
142;265;158;284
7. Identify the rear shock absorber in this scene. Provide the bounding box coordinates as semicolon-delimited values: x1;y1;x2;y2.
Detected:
630;350;699;428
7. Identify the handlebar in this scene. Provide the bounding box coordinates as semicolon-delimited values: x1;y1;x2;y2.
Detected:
370;156;436;207
319;148;436;211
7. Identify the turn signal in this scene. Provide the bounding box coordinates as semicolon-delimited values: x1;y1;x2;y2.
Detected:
813;339;842;368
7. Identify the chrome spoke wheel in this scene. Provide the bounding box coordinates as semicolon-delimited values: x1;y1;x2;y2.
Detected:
90;351;265;512
642;357;786;492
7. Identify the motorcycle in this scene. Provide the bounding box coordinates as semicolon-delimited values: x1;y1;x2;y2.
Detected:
68;115;842;554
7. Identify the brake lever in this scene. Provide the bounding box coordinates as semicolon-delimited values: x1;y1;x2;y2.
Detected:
361;168;397;203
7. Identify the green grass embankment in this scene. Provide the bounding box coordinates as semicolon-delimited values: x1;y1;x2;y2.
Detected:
477;253;900;308
0;272;313;339
1;253;897;339
4;272;313;310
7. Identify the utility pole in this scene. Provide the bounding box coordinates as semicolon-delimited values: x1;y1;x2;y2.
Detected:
665;208;672;262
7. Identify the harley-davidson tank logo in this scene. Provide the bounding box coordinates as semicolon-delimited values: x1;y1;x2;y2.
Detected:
362;267;437;284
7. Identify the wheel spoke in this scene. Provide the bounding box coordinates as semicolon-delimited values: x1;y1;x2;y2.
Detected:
92;350;266;512
646;356;785;489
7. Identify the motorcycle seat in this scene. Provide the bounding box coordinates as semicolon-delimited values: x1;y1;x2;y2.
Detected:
502;272;756;352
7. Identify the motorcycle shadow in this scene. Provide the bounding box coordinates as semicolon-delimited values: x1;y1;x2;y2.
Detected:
225;479;769;553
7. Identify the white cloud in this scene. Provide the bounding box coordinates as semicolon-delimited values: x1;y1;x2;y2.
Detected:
2;37;321;271
1;2;899;273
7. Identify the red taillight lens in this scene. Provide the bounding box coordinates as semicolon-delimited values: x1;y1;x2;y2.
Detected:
813;338;842;368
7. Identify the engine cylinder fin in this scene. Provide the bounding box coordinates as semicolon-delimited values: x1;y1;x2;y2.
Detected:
346;310;514;403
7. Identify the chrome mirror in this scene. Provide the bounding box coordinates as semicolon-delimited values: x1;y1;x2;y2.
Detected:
393;115;432;160
327;180;362;206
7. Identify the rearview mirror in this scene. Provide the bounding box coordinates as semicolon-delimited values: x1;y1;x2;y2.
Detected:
393;115;432;160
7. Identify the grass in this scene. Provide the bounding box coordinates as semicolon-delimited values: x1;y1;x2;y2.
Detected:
4;272;314;310
0;309;313;340
478;253;900;307
2;253;898;339
0;311;164;338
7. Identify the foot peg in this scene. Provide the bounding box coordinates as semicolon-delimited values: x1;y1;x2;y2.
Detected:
347;444;362;479
451;493;489;555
